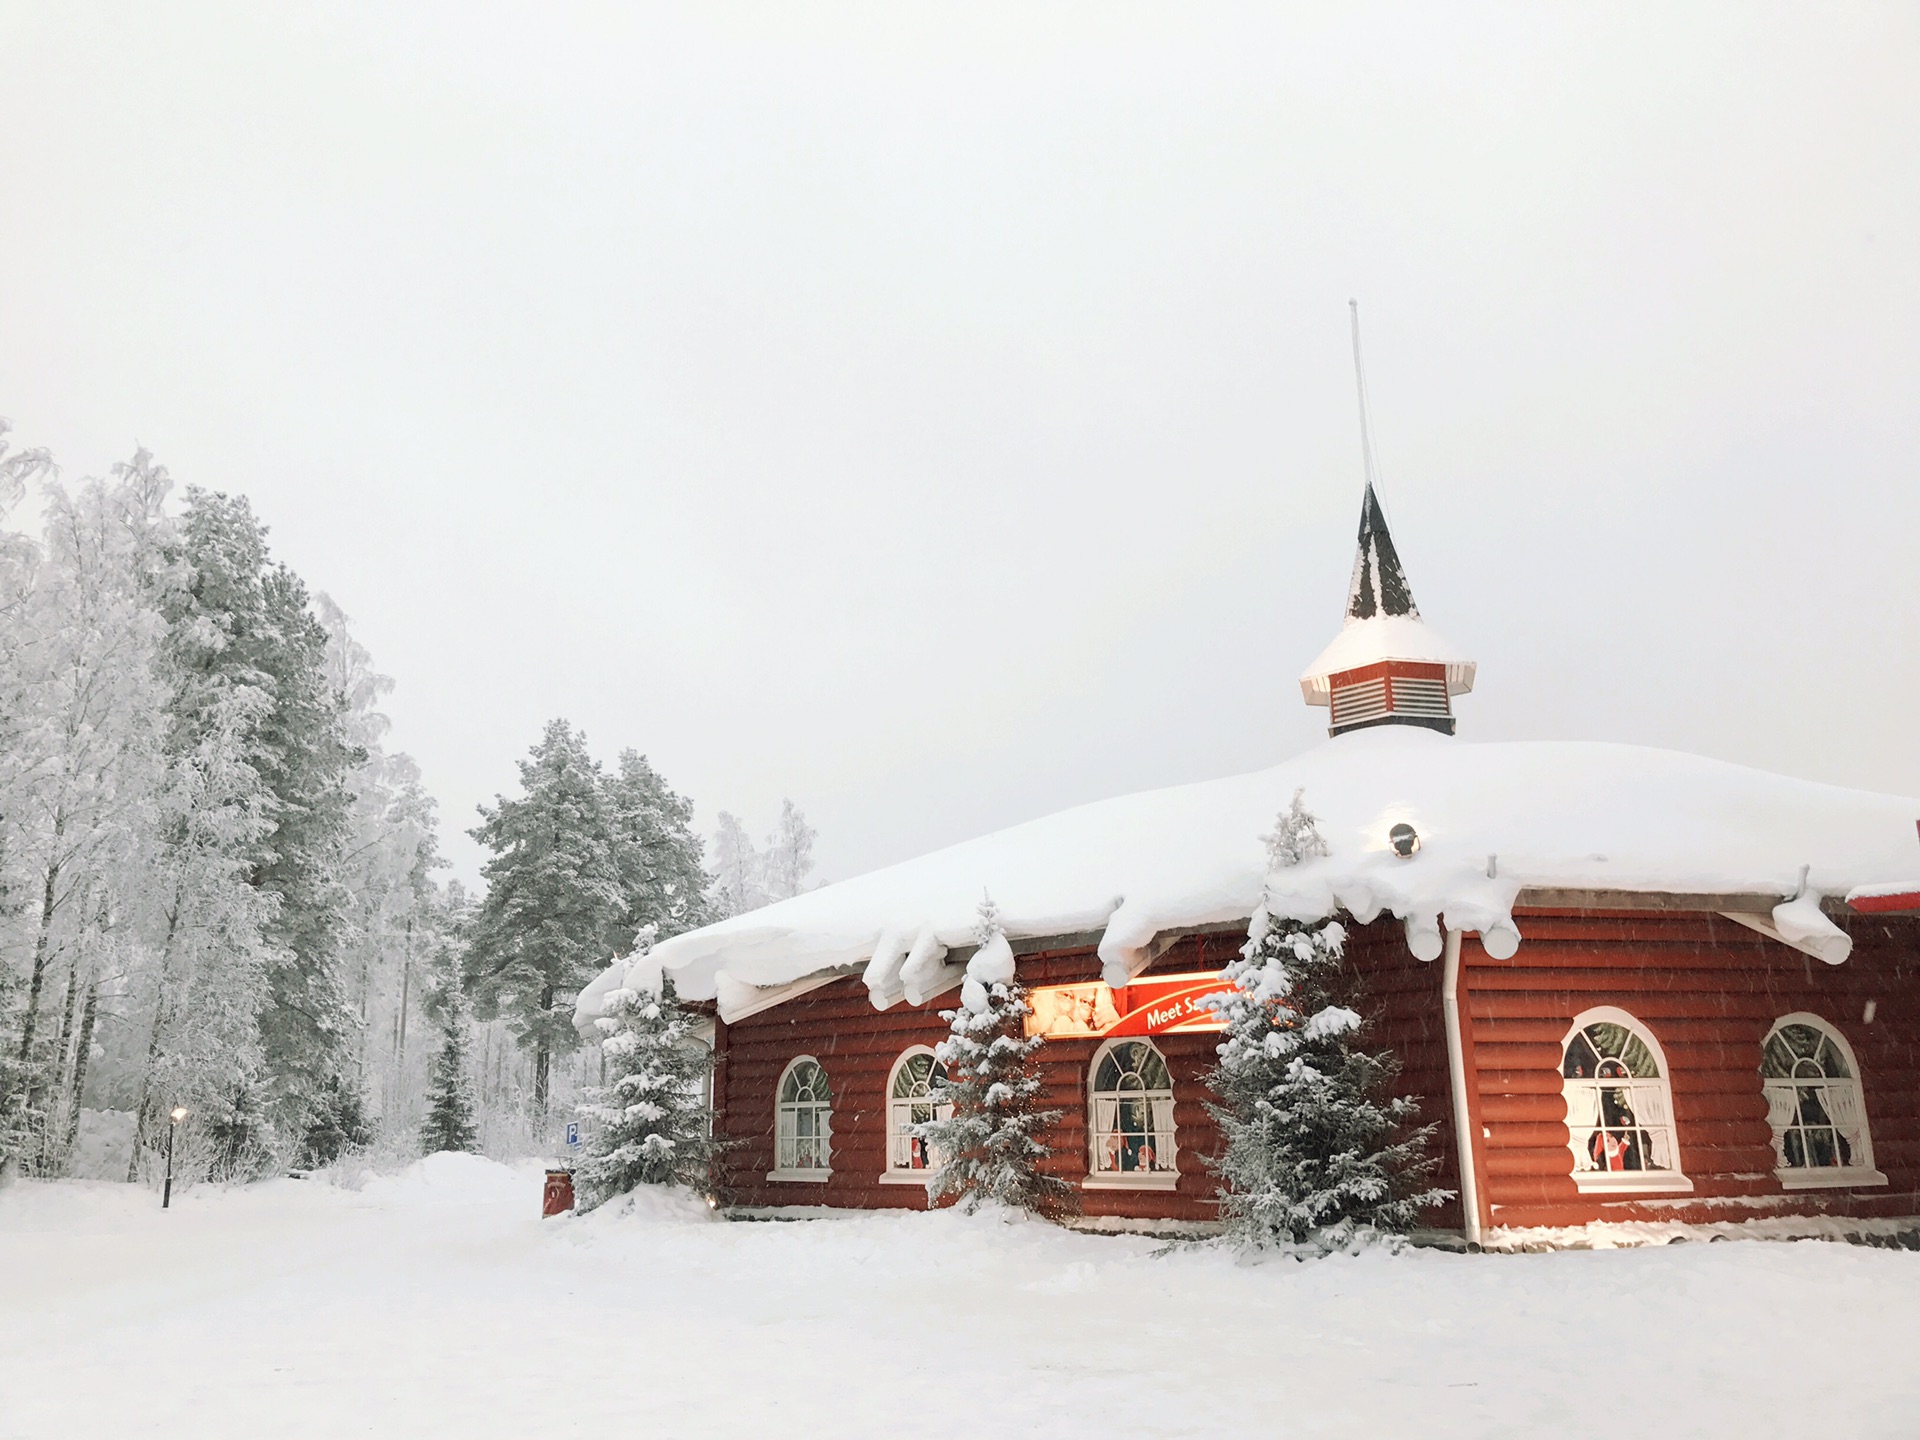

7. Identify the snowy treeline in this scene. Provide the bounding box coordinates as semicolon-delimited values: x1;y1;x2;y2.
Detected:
455;743;823;1154
0;427;461;1183
463;719;712;1119
708;799;817;917
0;419;820;1183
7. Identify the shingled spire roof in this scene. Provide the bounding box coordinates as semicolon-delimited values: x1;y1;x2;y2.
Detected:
1346;482;1419;620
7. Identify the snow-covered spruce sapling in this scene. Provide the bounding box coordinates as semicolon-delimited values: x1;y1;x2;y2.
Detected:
576;932;720;1205
1203;790;1450;1251
298;1072;373;1169
420;994;479;1155
918;897;1075;1218
204;1076;277;1181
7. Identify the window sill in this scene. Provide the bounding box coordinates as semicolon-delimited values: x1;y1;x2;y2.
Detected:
1571;1171;1694;1195
1777;1167;1888;1191
765;1170;831;1184
877;1172;935;1186
1083;1172;1181;1191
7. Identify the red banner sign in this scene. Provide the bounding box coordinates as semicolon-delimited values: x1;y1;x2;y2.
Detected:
1024;971;1228;1040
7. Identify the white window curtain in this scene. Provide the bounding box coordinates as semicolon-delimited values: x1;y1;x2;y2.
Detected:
1565;1084;1602;1172
1087;1040;1177;1179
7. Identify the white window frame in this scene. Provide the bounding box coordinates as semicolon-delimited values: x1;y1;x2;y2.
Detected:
1762;1013;1887;1191
769;1055;832;1183
878;1045;952;1185
1560;1006;1693;1195
1085;1037;1179;1191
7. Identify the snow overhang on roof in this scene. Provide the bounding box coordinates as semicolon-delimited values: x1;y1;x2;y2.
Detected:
573;728;1920;1035
1299;615;1477;705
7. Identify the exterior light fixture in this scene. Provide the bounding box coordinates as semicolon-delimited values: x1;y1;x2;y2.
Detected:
163;1106;189;1210
1389;823;1420;859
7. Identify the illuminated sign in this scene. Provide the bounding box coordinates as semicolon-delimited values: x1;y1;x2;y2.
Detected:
1024;972;1228;1040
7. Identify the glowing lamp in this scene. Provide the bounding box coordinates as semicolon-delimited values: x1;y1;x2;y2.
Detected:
1389;823;1420;859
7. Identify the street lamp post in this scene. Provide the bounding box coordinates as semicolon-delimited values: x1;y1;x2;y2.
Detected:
163;1106;188;1209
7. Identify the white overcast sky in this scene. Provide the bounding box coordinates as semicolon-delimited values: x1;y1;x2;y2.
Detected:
2;4;1917;889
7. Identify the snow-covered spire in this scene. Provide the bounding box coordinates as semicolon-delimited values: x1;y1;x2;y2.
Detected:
1300;485;1475;736
1346;482;1419;621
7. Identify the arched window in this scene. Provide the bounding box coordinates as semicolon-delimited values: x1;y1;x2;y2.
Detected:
1560;1009;1690;1193
882;1047;951;1179
1087;1039;1177;1187
772;1056;832;1180
1762;1015;1885;1189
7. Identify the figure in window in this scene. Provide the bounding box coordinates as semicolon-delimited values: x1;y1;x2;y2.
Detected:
1591;1074;1646;1171
1560;1015;1681;1179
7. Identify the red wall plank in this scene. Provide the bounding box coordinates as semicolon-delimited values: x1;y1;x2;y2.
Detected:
1473;911;1920;1229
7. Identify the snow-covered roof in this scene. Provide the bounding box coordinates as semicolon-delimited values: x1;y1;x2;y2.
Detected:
1299;614;1477;702
576;726;1920;1032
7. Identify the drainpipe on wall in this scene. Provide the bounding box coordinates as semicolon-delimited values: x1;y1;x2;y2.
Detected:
1440;926;1484;1248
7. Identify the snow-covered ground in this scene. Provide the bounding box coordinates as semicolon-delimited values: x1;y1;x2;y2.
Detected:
5;1156;1919;1438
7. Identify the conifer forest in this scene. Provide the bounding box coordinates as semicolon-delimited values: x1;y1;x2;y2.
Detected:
0;422;815;1185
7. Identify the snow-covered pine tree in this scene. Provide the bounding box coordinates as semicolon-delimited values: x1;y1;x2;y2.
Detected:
420;994;479;1155
319;593;447;1138
167;490;360;1140
762;799;816;901
127;678;280;1183
1203;790;1449;1251
465;719;626;1116
706;800;817;917
604;750;712;943
204;1075;276;1181
707;811;766;918
298;1071;373;1168
575;930;719;1204
918;896;1074;1217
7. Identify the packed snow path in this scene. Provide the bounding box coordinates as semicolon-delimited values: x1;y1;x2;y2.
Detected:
5;1156;1920;1438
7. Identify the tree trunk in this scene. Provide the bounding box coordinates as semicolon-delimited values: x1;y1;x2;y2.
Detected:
394;919;412;1068
35;944;84;1171
127;898;185;1183
60;980;99;1172
533;984;555;1116
53;947;81;1082
18;851;62;1063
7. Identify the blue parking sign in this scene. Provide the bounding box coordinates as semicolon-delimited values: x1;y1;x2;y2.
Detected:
565;1121;581;1147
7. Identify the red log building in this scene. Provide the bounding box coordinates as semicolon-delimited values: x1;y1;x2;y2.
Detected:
579;486;1920;1245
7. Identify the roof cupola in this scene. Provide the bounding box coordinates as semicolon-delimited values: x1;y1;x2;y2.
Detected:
1299;304;1475;737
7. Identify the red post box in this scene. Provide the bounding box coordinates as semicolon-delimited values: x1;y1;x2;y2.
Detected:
542;1168;575;1217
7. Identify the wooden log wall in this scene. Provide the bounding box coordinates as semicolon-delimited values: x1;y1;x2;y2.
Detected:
1470;910;1920;1231
714;926;1457;1225
1343;918;1465;1229
716;937;1237;1220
